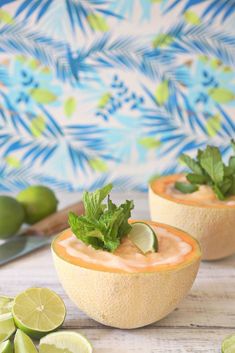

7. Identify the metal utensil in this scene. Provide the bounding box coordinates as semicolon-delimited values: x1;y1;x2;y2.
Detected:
0;235;51;266
0;200;84;266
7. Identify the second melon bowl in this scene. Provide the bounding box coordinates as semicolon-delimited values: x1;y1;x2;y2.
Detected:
149;174;235;261
52;222;200;329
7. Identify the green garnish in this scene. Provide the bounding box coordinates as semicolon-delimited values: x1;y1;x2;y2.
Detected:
176;141;235;200
175;181;198;194
68;184;134;252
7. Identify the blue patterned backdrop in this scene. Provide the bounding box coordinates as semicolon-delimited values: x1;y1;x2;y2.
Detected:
0;0;235;192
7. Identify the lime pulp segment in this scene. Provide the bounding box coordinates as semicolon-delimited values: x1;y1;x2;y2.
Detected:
39;331;92;353
222;334;235;353
14;329;38;353
0;297;14;315
0;312;16;343
12;288;66;339
128;222;158;254
0;340;13;353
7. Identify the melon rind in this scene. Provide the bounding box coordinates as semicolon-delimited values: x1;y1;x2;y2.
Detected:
149;176;235;260
52;225;200;329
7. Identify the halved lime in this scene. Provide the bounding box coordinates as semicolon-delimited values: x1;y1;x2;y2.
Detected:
128;222;158;254
39;331;93;353
0;297;14;315
0;340;13;353
222;334;235;353
14;329;38;353
0;312;16;343
12;288;66;339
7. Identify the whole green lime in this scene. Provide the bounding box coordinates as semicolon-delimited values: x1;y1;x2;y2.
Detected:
0;196;25;239
17;186;58;225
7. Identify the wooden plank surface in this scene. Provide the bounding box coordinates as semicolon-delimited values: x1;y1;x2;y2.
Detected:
1;192;235;352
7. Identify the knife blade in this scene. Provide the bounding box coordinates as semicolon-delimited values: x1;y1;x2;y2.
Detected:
0;235;51;266
0;200;84;266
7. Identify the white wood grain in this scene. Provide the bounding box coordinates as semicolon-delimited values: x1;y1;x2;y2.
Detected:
66;328;233;353
1;192;235;352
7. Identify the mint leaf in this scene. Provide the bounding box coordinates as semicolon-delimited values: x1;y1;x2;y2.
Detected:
231;139;235;153
83;183;112;219
199;146;224;184
186;173;208;184
175;181;198;194
229;176;235;195
196;149;203;161
224;164;234;176
229;156;235;173
219;178;232;195
68;213;105;249
180;154;203;174
116;200;133;236
212;185;225;200
68;184;134;252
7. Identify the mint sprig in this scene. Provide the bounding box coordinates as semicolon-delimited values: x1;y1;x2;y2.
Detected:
176;142;235;200
68;184;134;252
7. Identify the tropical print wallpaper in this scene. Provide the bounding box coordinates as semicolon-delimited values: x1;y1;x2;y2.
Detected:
0;0;235;192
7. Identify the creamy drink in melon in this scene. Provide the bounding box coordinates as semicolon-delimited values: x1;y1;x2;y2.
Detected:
149;142;235;260
52;184;201;329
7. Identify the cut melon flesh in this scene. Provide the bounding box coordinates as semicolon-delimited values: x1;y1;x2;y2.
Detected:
54;222;199;273
149;174;235;260
52;221;201;329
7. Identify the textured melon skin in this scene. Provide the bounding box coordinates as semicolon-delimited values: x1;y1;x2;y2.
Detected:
149;183;235;261
52;247;200;329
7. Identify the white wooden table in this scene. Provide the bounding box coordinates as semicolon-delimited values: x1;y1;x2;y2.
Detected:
1;192;235;352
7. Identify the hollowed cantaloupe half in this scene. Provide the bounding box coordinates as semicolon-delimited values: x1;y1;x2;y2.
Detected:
52;220;201;329
149;174;235;261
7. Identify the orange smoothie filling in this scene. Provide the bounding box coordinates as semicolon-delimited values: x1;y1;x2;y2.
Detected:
54;222;199;273
152;174;235;207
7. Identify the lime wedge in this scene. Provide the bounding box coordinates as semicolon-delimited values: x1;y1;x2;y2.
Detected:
222;334;235;353
128;222;158;254
14;329;38;353
0;312;16;343
39;331;93;353
12;288;66;339
0;340;13;353
0;297;14;315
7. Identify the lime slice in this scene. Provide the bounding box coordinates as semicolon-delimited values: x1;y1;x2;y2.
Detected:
39;331;93;353
0;312;16;343
222;334;235;353
0;297;14;315
128;222;158;254
14;329;38;353
0;340;13;353
12;288;66;339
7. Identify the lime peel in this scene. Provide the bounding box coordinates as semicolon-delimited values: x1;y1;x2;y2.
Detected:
0;196;25;239
128;222;158;254
17;185;58;224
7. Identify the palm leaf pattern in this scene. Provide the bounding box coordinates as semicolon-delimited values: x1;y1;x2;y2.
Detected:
164;0;235;24
0;0;234;191
12;0;121;34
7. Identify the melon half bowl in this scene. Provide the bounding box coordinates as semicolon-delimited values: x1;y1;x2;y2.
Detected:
149;174;235;261
52;220;201;329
